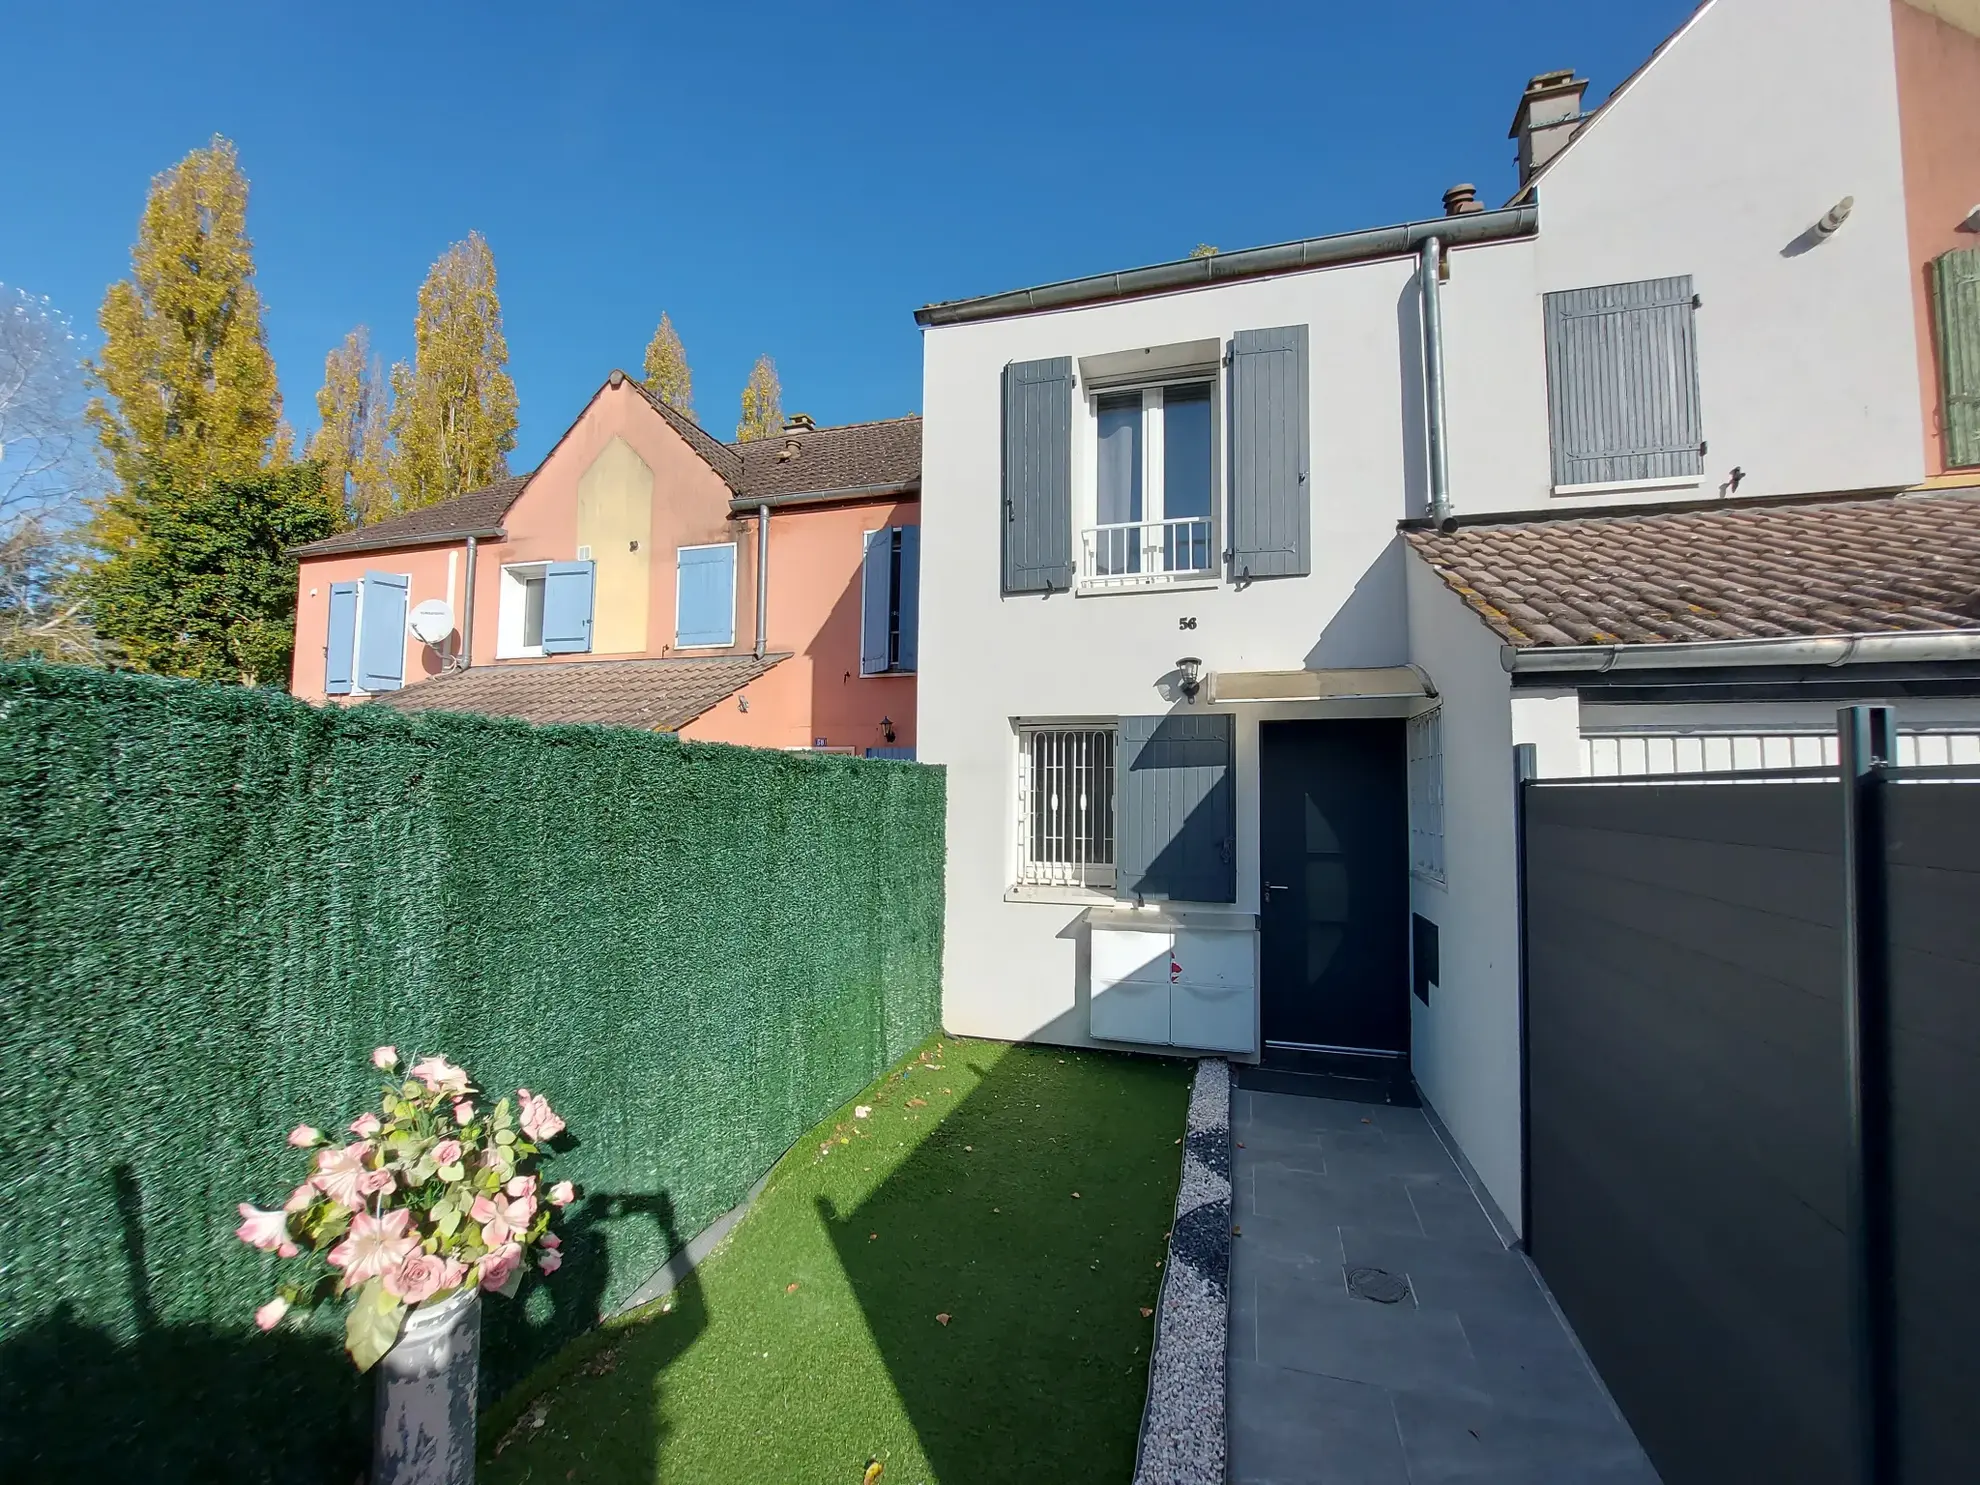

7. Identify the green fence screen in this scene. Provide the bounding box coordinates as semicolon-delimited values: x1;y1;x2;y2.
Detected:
0;663;944;1480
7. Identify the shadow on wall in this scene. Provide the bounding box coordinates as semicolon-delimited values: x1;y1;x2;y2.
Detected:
1303;541;1411;672
807;545;912;757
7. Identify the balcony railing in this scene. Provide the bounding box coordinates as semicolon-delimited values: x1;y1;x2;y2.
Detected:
1078;517;1216;590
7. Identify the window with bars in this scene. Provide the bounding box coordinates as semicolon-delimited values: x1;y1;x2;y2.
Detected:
1408;710;1445;882
1015;726;1116;889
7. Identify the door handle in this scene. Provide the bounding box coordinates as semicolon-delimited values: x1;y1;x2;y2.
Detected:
1264;882;1291;898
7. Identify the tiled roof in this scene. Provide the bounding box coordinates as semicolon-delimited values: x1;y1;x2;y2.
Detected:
370;653;788;731
292;477;530;557
734;416;920;504
1405;491;1980;647
623;377;744;488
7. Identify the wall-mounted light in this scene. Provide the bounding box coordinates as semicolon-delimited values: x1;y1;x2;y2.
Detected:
881;716;897;744
1815;195;1854;239
1959;203;1980;234
1176;656;1203;702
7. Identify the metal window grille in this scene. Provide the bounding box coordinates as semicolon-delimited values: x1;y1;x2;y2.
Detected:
1015;726;1116;888
1408;710;1445;880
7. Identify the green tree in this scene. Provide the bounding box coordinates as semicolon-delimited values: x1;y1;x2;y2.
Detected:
85;137;284;500
736;355;783;441
1189;243;1220;258
81;463;334;685
388;233;518;509
309;327;393;525
642;312;693;415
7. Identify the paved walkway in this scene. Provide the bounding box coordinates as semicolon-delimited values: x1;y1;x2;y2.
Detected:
1228;1087;1659;1483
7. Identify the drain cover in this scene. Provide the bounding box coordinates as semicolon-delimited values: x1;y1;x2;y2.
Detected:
1345;1265;1410;1304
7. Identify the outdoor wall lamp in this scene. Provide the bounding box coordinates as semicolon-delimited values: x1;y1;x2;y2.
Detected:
882;716;897;743
1814;195;1854;239
1176;657;1203;701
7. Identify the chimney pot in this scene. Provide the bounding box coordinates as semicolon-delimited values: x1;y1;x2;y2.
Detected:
1508;69;1590;188
1442;183;1482;216
783;412;817;433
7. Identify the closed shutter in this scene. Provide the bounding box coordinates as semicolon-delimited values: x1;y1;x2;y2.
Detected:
860;529;891;675
896;524;920;673
676;546;736;648
356;571;408;692
1543;276;1703;486
1002;357;1074;594
1116;713;1236;903
324;581;358;695
540;560;595;654
1228;325;1310;579
1934;248;1980;469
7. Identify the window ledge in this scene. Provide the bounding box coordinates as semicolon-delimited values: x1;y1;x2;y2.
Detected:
495;646;546;661
1411;868;1448;890
1005;884;1117;906
1552;476;1703;497
1074;576;1221;598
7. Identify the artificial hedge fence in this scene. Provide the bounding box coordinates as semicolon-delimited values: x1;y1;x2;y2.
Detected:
0;662;944;1480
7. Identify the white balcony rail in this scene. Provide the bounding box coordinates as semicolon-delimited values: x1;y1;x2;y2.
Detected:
1079;517;1216;589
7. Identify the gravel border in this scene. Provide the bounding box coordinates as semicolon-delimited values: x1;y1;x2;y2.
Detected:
1133;1056;1231;1485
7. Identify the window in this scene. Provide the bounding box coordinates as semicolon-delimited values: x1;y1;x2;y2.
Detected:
1542;277;1703;491
1082;383;1216;587
1933;248;1980;469
326;570;408;694
498;563;550;658
1015;726;1116;889
1408;710;1445;881
676;543;737;648
860;524;921;675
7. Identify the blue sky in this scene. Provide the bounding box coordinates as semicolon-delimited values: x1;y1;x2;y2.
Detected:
3;0;1695;468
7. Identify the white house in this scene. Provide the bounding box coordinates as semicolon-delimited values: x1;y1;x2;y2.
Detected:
914;0;1980;1231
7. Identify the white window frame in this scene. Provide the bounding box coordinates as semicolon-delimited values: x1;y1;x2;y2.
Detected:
495;562;550;659
1014;722;1118;891
675;541;737;650
1408;709;1446;883
1075;375;1221;593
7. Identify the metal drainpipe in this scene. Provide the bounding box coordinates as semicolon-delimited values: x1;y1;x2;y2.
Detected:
1420;235;1454;531
754;504;769;660
460;535;477;669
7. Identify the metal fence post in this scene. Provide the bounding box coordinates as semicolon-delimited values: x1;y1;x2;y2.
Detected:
1513;743;1538;1249
1839;704;1896;1485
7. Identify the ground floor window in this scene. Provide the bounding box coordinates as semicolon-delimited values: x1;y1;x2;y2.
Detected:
1408;709;1445;881
1016;725;1116;888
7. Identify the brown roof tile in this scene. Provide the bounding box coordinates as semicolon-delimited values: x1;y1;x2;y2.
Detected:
370;653;787;731
734;416;920;504
623;376;744;488
1406;491;1980;646
292;477;530;557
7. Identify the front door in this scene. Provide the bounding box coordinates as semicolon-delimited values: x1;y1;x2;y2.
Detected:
1258;719;1409;1056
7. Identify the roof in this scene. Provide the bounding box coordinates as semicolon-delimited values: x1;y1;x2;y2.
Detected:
369;653;788;731
732;415;921;507
291;477;530;557
622;375;744;488
1405;491;1980;647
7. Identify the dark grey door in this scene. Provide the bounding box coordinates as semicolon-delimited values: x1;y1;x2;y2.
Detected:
1258;719;1408;1055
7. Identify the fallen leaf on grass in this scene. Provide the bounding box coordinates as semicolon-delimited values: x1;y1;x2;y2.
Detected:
935;1313;951;1326
786;1283;800;1294
580;1346;620;1377
864;1461;885;1484
941;1087;952;1095
1071;1191;1081;1199
907;1097;927;1108
869;1232;879;1241
962;1145;973;1152
1139;1306;1154;1317
855;1106;871;1119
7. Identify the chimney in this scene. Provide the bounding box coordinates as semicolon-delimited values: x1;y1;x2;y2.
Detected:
1441;183;1482;217
1508;69;1589;187
783;413;816;433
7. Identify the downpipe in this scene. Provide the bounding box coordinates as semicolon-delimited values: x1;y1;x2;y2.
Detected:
1420;235;1455;532
754;503;769;660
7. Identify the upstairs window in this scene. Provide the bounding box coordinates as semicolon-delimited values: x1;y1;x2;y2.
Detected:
325;571;409;694
676;544;737;649
1934;248;1980;469
1543;276;1704;491
860;524;921;674
498;560;594;657
1087;384;1215;586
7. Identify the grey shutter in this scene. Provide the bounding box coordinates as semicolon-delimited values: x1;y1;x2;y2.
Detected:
1116;713;1236;904
896;524;920;672
860;529;891;674
1934;248;1980;469
1002;357;1074;593
1543;276;1704;486
541;560;595;654
1228;325;1310;579
356;571;408;692
324;582;358;695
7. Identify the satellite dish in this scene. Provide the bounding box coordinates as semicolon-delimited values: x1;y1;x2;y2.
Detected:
408;598;455;646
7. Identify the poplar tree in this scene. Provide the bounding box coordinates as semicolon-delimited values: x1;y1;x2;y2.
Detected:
388;233;518;509
309;327;393;525
736;355;783;441
642;312;693;415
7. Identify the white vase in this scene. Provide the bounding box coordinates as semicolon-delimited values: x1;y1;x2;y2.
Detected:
371;1286;481;1485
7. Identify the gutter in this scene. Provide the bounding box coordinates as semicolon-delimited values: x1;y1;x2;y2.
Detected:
727;481;920;516
1502;630;1980;675
288;526;506;560
914;204;1539;327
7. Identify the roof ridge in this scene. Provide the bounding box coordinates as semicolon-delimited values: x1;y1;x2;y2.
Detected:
730;412;922;447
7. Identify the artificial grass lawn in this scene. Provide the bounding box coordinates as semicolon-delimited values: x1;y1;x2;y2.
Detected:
481;1036;1192;1484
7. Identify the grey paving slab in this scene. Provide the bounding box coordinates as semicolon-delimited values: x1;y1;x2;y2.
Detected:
1227;1090;1660;1483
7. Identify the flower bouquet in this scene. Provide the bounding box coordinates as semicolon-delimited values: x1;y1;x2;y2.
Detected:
235;1046;577;1371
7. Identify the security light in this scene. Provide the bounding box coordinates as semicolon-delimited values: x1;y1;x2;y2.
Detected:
1176;657;1203;701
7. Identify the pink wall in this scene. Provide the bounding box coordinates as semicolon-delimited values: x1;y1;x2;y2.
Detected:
1893;0;1980;475
291;543;465;702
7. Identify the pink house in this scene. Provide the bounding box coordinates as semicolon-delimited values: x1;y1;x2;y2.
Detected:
289;371;920;756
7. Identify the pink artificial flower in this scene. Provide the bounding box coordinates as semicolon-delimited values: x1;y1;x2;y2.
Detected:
327;1208;419;1287
409;1056;469;1096
385;1251;447;1305
255;1296;290;1331
537;1247;563;1275
471;1192;533;1248
357;1168;395;1196
349;1112;381;1138
432;1139;463;1168
438;1256;470;1292
540;1231;561;1250
505;1174;537;1199
477;1242;523;1293
548;1181;576;1207
283;1183;317;1214
372;1045;399;1071
286;1125;321;1147
311;1142;374;1211
516;1090;566;1142
452;1100;475;1125
235;1203;299;1258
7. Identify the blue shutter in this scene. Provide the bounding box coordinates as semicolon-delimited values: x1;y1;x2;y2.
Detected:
356;571;409;692
1228;325;1310;579
859;529;891;675
1002;357;1075;594
865;746;917;761
1115;713;1235;903
324;582;358;695
676;545;736;648
1543;276;1704;486
896;524;920;673
541;560;595;654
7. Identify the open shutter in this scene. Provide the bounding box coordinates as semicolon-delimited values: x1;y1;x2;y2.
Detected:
896;524;921;673
1934;249;1980;469
859;529;891;675
1115;713;1235;904
541;560;595;654
356;571;408;692
676;545;736;648
1002;357;1075;594
1543;276;1703;486
324;582;358;695
1228;325;1310;579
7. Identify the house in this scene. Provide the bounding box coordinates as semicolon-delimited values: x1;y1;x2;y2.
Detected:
914;0;1980;1232
288;373;921;757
